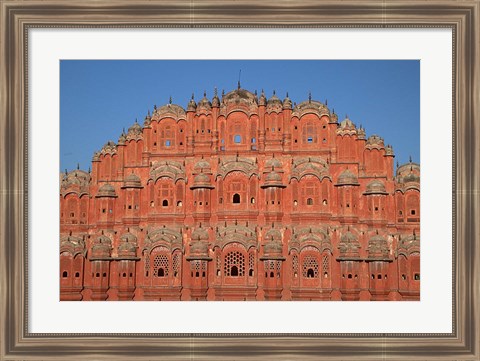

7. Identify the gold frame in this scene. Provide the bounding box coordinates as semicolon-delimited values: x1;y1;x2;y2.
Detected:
1;1;478;359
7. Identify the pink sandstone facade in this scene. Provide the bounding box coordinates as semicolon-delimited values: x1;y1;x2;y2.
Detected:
60;87;420;301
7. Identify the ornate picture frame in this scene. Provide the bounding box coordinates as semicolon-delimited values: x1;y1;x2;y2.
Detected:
1;1;478;359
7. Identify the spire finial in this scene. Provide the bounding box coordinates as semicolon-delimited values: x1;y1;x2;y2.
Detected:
203;90;206;97
214;87;218;97
238;69;241;89
409;155;412;163
65;168;68;175
308;91;312;103
191;93;194;100
273;89;276;96
286;91;289;97
222;89;225;97
325;99;328;105
169;96;172;104
77;163;80;170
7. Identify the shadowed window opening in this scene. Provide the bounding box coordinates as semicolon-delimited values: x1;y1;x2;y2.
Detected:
233;193;240;204
307;268;314;278
162;199;168;207
231;265;239;276
62;271;68;278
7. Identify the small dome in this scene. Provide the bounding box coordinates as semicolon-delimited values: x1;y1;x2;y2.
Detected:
194;159;212;172
197;92;212;109
187;95;197;111
261;171;285;188
404;172;420;183
192;227;209;241
366;135;385;148
283;93;292;109
190;173;214;189
339;117;355;130
122;173;142;188
96;183;118;198
265;171;282;182
265;157;282;169
340;231;358;244
267;92;282;105
336;169;359;186
128;120;142;134
364;180;388;195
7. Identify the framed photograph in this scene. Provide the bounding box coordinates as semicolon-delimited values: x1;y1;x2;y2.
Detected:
1;1;478;359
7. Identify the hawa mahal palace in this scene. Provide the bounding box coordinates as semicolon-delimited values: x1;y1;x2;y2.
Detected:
60;85;420;301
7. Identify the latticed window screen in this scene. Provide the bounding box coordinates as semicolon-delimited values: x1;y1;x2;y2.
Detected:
172;253;180;276
276;261;281;271
144;255;150;277
224;251;245;276
248;252;255;271
153;254;169;277
292;254;299;274
322;255;329;273
302;255;319;278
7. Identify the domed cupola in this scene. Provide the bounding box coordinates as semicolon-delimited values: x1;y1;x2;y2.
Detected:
336;169;360;186
197;91;212;110
122;173;143;189
364;180;388;195
96;183;118;198
266;90;283;113
337;115;357;136
91;233;113;259
262;228;284;259
261;168;286;188
365;135;385;149
367;233;390;260
187;93;197;112
126;119;143;141
190;172;214;190
283;92;292;110
187;226;211;260
340;116;355;130
338;230;361;258
118;232;138;258
265;156;283;171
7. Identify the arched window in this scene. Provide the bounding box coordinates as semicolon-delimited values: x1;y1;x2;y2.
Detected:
224;251;245;277
302;255;319;278
233;193;241;204
307;198;313;205
302;121;317;144
156;180;174;208
153;254;169;277
62;271;68;278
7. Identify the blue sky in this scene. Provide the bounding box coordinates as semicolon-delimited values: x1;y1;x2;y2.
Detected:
60;60;419;172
